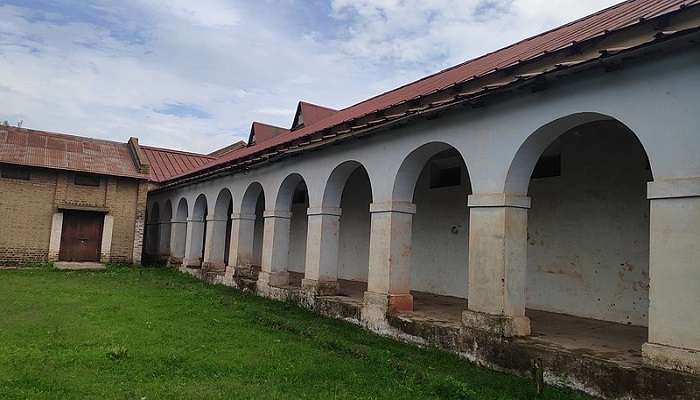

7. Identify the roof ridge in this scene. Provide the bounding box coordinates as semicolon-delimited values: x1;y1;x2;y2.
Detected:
1;126;127;146
142;145;215;158
299;101;338;112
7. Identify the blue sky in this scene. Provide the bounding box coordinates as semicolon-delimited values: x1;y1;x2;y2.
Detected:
0;0;619;153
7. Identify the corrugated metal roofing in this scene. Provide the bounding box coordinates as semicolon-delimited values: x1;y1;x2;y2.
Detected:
0;126;146;179
141;146;215;182
166;0;697;184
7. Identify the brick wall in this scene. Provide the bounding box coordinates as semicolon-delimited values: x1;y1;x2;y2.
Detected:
0;164;146;264
0;168;56;263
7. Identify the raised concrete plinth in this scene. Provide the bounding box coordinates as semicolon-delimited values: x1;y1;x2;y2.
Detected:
302;278;338;296
54;262;106;270
461;308;531;337
643;342;700;375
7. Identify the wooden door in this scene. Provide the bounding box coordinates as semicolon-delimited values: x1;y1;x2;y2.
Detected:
59;211;104;262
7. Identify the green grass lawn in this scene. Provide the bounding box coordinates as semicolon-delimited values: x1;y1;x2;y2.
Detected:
0;266;590;400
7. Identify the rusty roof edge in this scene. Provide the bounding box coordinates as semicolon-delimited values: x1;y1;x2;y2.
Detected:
0;159;150;180
154;16;700;192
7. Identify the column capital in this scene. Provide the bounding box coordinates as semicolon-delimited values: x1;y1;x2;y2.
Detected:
186;217;205;223
206;216;228;222
648;177;700;200
263;210;292;219
468;193;531;209
170;219;187;224
231;212;256;221
307;207;342;217
369;201;416;215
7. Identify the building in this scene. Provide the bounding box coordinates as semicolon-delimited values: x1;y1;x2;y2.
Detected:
1;0;699;398
142;1;700;398
0;127;151;264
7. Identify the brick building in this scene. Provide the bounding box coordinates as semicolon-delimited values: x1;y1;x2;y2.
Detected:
0;127;150;264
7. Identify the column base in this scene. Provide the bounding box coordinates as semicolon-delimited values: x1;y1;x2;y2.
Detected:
182;258;201;268
461;309;531;338
301;278;338;296
234;264;261;280
643;342;700;374
257;271;289;288
167;256;183;266
202;261;226;272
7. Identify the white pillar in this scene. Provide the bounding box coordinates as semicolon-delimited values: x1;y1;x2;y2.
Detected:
158;221;172;259
228;213;257;267
202;216;227;270
364;201;416;315
169;219;187;262
100;214;114;263
642;178;700;374
48;212;63;262
462;193;531;337
302;207;342;295
258;210;292;288
183;217;205;267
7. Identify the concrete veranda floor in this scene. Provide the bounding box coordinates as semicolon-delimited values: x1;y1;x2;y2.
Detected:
330;278;647;367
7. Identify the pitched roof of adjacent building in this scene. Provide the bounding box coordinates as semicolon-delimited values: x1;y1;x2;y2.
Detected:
247;122;290;146
159;0;698;186
0;126;149;179
141;145;216;182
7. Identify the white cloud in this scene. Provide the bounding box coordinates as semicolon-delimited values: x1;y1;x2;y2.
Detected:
0;0;620;153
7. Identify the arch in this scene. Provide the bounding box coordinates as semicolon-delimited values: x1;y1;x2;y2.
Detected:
159;200;173;259
322;161;372;208
508;113;653;356
193;194;208;219
162;200;173;222
275;173;308;211
176;197;189;221
214;188;233;218
504;112;653;194
392;142;467;203
241;182;264;215
148;202;160;223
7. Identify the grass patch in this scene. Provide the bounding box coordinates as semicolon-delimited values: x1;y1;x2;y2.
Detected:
0;266;590;399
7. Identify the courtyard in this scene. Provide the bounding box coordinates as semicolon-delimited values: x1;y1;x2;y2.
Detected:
0;265;589;400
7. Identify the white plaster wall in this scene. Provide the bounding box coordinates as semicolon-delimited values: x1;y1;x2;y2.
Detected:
527;121;651;326
410;161;470;298
287;202;308;274
338;169;372;282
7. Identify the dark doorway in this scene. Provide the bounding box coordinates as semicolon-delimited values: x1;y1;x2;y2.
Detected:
59;211;104;262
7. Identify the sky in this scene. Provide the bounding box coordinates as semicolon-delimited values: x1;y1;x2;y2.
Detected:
0;0;621;154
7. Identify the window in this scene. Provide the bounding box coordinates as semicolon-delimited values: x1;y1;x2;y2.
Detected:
74;173;100;187
532;154;561;179
1;165;30;180
430;165;461;189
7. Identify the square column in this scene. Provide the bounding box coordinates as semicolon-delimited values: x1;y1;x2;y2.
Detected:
642;178;700;374
100;214;114;263
258;210;292;289
202;217;227;271
463;193;531;337
158;221;172;260
48;212;63;262
183;217;205;267
228;213;257;267
363;201;416;319
169;219;187;264
302;207;342;296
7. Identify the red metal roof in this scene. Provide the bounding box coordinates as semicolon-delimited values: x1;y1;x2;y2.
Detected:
141;145;215;182
0;126;147;179
166;0;696;184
